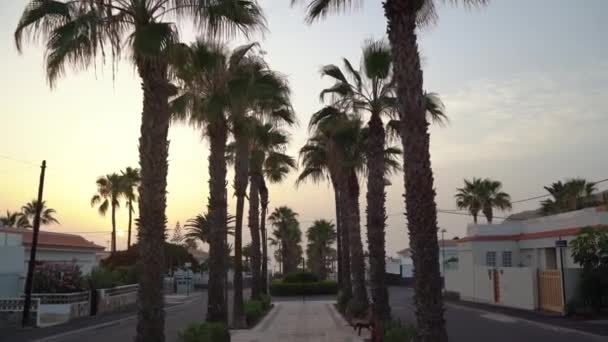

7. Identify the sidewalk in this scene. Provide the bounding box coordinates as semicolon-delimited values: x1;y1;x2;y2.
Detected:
447;299;608;337
231;299;366;342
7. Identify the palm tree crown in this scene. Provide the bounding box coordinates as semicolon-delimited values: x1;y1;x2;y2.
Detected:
21;200;59;227
455;178;511;224
542;178;597;214
1;210;29;228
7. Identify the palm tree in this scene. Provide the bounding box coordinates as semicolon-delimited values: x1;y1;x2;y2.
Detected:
306;220;336;279
91;173;124;253
16;1;265;339
542;179;597;214
185;213;235;245
21;200;59;228
171;40;263;324
478;179;511;223
455;178;483;224
293;0;486;338
268;207;301;274
121;167;140;248
0;210;29;228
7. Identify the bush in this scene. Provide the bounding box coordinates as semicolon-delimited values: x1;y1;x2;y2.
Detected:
283;271;319;283
33;263;85;293
270;280;337;296
383;321;416;342
337;291;349;312
178;322;230;342
260;294;272;311
244;300;264;326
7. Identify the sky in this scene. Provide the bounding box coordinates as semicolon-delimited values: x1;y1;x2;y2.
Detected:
1;0;608;259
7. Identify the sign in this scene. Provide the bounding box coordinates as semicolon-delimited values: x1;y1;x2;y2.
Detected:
555;240;568;248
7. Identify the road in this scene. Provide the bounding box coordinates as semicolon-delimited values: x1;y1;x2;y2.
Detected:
389;287;605;342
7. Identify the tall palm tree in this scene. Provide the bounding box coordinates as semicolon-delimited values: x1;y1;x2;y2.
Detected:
478;179;511;223
91;173;124;253
294;1;486;338
268;206;301;274
121;167;140;248
171;40;263;324
455;178;483;224
306;219;336;279
16;1;265;339
21;200;59;228
1;210;29;228
542;179;597;215
185;213;235;245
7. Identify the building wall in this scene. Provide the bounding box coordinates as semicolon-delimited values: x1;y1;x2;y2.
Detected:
25;248;99;274
0;234;25;297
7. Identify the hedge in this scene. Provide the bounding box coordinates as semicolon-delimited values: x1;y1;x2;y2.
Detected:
283;271;319;283
244;300;264;326
178;322;230;342
270;280;338;296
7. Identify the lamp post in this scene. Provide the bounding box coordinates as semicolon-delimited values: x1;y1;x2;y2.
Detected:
441;229;446;290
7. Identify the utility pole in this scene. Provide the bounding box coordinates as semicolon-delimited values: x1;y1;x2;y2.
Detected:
22;160;47;327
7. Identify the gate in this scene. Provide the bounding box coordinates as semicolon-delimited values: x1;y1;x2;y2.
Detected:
493;269;500;303
538;270;563;312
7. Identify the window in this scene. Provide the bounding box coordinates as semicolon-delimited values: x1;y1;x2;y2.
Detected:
502;251;513;267
486;251;496;267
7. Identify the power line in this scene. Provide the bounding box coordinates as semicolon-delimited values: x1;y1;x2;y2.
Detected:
0;154;39;167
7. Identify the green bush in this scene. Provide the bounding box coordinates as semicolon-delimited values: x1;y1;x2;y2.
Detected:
283;271;319;283
178;322;230;342
270;280;337;296
244;300;264;326
260;294;272;311
383;321;417;342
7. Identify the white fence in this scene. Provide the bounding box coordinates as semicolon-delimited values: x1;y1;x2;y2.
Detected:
97;284;138;315
0;298;40;327
446;266;538;310
29;292;90;327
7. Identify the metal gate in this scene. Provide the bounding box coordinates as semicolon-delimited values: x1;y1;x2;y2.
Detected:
538;270;563;312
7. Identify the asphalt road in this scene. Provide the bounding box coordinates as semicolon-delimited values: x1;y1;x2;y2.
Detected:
389;287;605;342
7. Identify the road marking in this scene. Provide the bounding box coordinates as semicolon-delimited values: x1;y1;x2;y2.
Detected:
480;313;518;323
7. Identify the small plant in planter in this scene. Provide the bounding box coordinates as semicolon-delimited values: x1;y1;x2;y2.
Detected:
178;322;230;342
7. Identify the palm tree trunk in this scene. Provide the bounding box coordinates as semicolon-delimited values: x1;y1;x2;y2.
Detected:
334;177;352;303
347;171;368;308
111;202;117;254
259;178;269;295
127;201;133;248
248;172;262;300
366;111;390;320
232;137;249;328
384;1;447;340
334;188;343;288
483;206;493;223
134;58;170;342
206;121;229;324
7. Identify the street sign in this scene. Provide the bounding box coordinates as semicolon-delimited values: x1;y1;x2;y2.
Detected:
555;240;568;248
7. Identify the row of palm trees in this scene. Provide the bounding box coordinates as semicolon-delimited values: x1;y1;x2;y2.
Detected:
90;167;140;253
15;0;485;340
0;200;59;229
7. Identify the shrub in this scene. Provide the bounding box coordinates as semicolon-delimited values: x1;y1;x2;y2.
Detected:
383;321;417;342
270;280;337;296
260;294;272;311
33;263;85;293
283;271;319;283
178;322;230;342
244;300;264;326
87;267;121;289
337;291;349;312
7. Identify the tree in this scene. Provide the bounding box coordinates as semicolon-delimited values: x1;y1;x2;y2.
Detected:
542;179;597;215
455;178;483;224
294;0;486;339
121;167;140;248
91;173;124;254
268;206;301;274
172;221;183;244
185;213;235;245
478;178;511;223
306;220;336;279
570;227;608;312
15;1;265;339
171;40;265;325
21;200;59;228
1;210;29;228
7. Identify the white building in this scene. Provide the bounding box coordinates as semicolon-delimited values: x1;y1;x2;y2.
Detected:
445;207;607;313
0;227;104;297
396;239;459;278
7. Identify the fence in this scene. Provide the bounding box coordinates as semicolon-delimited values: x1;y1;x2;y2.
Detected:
0;298;39;328
28;292;90;327
96;284;138;315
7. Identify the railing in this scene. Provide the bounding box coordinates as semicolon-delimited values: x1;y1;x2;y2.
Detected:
0;298;39;312
101;284;138;297
28;291;90;304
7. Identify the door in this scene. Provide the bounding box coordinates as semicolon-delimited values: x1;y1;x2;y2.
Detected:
538;270;563;312
493;269;500;303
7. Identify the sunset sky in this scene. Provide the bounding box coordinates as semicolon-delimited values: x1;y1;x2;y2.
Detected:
1;0;608;258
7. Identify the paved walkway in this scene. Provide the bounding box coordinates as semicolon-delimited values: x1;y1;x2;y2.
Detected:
231;300;366;342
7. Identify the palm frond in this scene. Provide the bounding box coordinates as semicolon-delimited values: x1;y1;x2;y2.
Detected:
14;0;72;52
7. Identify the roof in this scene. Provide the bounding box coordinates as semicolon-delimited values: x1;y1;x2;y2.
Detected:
396;240;459;256
188;248;209;261
458;224;607;243
0;227;105;251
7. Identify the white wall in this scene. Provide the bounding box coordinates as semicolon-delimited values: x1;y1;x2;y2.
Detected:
498;267;537;310
0;237;25;297
25;248;99;274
